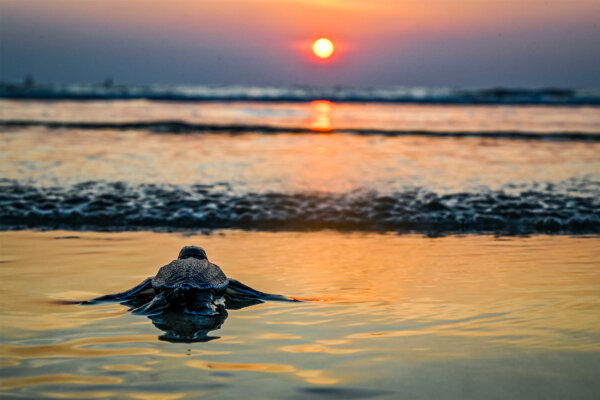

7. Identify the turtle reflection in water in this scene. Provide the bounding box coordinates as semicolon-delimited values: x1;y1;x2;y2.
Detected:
86;246;298;342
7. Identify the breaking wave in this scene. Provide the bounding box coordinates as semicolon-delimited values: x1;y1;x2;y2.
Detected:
2;82;600;105
1;179;598;235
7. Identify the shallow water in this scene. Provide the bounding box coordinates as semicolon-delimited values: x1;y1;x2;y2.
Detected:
2;126;599;193
2;100;600;134
1;230;599;399
1;101;599;234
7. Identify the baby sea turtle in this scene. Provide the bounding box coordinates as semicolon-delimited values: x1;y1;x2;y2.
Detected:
87;245;297;316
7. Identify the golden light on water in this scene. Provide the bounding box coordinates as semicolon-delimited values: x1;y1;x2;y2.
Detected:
1;231;600;396
2;230;599;353
312;38;334;59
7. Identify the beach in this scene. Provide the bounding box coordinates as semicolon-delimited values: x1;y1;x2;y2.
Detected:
0;94;599;398
3;0;600;397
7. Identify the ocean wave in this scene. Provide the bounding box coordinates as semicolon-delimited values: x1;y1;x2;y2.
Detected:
1;180;598;234
2;120;599;141
2;82;599;105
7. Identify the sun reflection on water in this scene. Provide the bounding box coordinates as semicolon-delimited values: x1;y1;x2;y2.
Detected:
309;100;332;132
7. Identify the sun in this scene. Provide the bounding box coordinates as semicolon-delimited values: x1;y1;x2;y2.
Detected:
312;38;334;59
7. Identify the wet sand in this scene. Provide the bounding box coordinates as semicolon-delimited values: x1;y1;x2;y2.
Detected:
1;230;599;399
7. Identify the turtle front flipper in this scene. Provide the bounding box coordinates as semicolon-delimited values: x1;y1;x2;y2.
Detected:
226;279;299;305
83;277;154;304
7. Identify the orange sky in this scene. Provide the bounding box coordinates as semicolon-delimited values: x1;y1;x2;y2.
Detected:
5;0;597;41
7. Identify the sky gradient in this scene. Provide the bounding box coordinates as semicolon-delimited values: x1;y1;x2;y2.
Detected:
1;0;599;87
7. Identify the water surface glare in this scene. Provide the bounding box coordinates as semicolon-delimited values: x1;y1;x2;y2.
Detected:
2;126;598;194
1;231;599;399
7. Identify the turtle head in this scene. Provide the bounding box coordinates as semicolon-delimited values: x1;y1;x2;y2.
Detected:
178;246;208;260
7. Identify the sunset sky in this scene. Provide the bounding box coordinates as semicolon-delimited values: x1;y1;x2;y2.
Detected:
1;0;599;87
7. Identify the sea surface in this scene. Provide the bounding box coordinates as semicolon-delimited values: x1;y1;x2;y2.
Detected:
0;85;599;399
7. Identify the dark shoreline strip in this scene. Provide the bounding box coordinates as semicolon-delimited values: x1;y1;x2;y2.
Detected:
1;180;598;235
2;120;599;141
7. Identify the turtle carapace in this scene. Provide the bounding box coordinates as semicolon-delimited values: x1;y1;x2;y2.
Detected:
86;246;297;316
